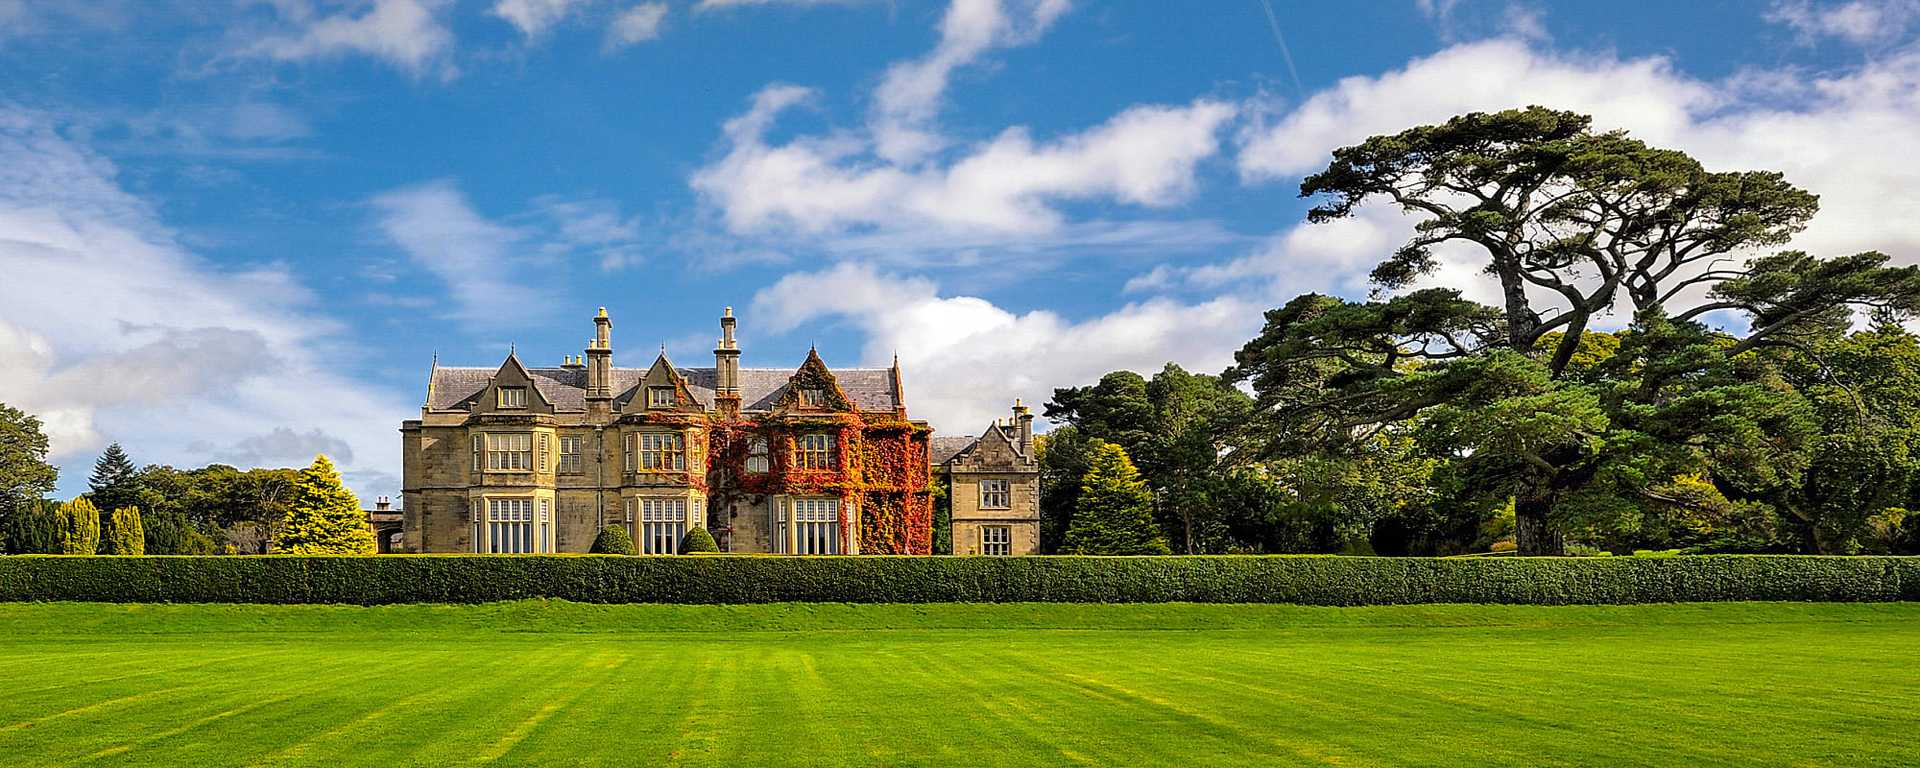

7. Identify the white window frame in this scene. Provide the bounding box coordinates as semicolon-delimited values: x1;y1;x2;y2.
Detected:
799;388;826;407
776;497;840;555
795;433;833;471
558;435;584;474
745;435;769;474
485;498;536;554
648;386;674;408
485;433;533;472
981;525;1012;556
629;497;689;555
980;479;1011;509
498;386;527;409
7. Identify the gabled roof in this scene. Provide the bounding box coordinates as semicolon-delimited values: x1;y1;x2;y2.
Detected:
929;436;979;465
428;364;903;413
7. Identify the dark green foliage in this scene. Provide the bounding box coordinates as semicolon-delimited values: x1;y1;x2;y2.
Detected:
88;443;142;519
0;404;58;494
102;506;145;556
929;470;952;555
679;528;719;554
2;499;63;555
0;555;1911;605
590;526;636;555
1062;442;1170;555
134;464;298;554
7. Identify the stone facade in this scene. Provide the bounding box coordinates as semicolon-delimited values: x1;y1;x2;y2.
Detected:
399;307;933;554
933;402;1041;556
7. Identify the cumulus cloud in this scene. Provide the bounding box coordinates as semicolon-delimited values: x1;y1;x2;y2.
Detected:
605;2;668;47
0;108;408;497
694;87;1236;236
239;0;456;79
752;262;1258;434
1236;38;1920;270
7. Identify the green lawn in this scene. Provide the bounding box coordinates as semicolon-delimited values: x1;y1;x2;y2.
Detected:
1;602;1916;767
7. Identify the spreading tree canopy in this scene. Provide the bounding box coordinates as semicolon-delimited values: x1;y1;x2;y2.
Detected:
0;403;58;527
1229;107;1920;555
276;455;376;555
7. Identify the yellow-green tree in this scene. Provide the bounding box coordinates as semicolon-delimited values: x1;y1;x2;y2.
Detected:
102;505;145;555
57;498;101;555
1061;441;1170;555
276;455;375;555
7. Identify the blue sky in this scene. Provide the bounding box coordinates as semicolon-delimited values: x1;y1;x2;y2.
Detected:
3;0;1918;501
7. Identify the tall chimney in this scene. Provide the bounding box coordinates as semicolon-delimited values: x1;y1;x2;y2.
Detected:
714;306;742;418
586;307;614;408
1013;399;1034;457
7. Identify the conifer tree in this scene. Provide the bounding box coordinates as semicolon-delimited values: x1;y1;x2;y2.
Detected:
1061;441;1171;555
88;443;142;515
2;500;62;554
102;506;146;555
276;455;376;555
57;498;102;555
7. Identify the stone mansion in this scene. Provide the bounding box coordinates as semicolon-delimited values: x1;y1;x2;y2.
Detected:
399;307;1039;556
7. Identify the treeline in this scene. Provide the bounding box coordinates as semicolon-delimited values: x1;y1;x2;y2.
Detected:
0;405;375;555
1040;107;1920;557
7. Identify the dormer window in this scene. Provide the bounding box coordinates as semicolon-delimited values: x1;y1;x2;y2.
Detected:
498;387;527;409
799;388;826;407
648;386;674;408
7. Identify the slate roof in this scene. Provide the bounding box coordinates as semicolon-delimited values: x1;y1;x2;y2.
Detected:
929;436;979;466
428;364;903;413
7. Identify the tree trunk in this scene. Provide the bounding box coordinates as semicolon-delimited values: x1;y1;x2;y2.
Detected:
1514;496;1564;556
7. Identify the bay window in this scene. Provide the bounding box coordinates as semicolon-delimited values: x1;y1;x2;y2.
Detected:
776;497;840;555
795;433;833;470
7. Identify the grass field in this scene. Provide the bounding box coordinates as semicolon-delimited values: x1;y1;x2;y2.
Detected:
1;602;1916;767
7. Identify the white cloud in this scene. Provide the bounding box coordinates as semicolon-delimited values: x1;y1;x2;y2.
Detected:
1766;0;1920;45
606;2;668;47
752;262;1258;434
0;108;408;499
241;0;456;79
871;0;1071;163
1236;38;1920;268
694;87;1236;236
492;0;589;37
369;180;530;321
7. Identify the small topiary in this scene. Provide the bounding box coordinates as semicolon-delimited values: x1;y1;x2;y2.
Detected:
679;527;720;554
590;525;637;555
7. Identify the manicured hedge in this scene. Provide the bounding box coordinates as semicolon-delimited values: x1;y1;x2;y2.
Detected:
1;555;1916;605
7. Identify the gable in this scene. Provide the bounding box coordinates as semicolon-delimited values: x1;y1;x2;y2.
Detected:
471;354;554;415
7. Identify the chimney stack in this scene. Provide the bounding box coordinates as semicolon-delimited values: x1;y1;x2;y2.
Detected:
714;306;742;418
585;308;614;414
1013;399;1034;457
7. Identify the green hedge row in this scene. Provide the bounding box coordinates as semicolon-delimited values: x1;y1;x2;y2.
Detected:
1;555;1916;605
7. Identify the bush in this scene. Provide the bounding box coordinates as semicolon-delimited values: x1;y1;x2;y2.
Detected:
0;555;1913;605
680;528;720;554
590;526;636;555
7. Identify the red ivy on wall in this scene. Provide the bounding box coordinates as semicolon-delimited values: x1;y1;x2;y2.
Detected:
702;414;932;554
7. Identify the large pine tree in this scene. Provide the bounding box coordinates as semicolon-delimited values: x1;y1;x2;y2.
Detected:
277;455;376;555
88;443;142;513
1061;441;1170;555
